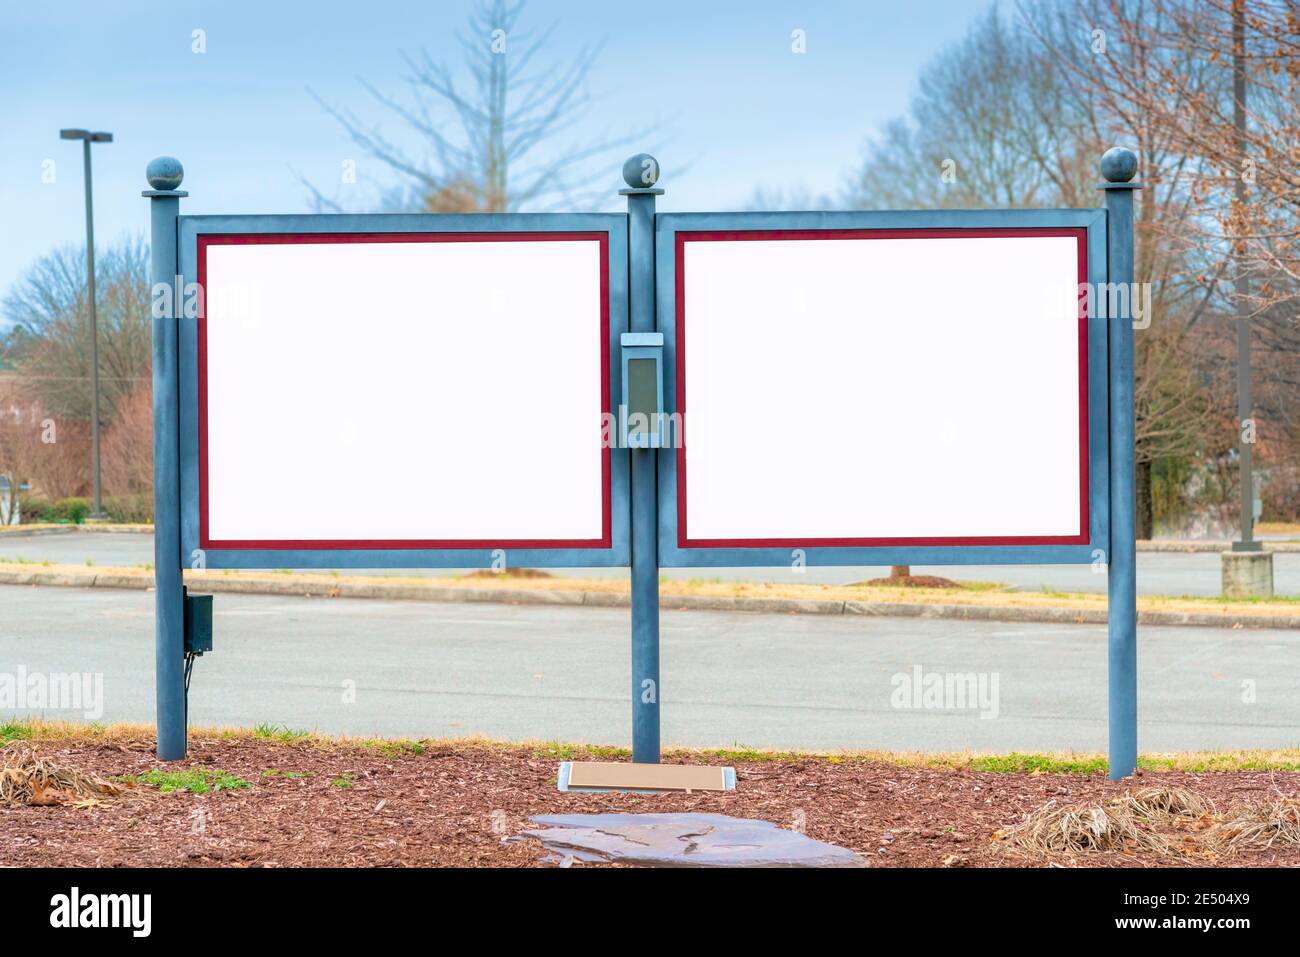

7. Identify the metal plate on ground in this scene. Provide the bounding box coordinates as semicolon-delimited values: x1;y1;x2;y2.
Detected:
525;813;867;867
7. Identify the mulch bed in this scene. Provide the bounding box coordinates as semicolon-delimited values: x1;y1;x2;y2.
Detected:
855;574;961;589
3;738;1299;867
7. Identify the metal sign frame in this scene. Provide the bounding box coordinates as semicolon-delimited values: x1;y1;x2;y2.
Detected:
175;214;630;569
655;210;1111;569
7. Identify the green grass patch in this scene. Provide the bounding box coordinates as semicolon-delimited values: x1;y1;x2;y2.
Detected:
1036;587;1091;599
958;751;1300;774
531;741;630;762
1;719;35;743
354;738;426;757
1035;585;1300;605
1138;752;1300;772
967;752;1111;775
530;742;810;764
686;745;806;763
125;767;252;794
331;773;356;789
1168;593;1300;605
252;723;313;743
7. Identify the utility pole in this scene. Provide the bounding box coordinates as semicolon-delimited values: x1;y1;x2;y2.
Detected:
60;128;113;519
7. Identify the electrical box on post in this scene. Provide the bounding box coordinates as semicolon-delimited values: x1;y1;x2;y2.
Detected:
183;589;213;655
620;332;665;448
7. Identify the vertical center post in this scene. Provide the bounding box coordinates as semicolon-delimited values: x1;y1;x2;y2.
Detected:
622;153;664;764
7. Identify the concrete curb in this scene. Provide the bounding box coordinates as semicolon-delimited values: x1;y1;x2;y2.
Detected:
0;524;153;537
1137;540;1299;553
2;567;1295;630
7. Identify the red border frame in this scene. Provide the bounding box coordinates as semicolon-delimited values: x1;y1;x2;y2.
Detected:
675;227;1090;549
197;231;612;550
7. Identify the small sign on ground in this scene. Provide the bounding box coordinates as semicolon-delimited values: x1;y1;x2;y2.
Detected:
559;761;735;793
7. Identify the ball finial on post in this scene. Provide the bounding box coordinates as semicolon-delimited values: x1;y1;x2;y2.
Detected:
1100;147;1138;184
622;153;660;190
146;156;185;192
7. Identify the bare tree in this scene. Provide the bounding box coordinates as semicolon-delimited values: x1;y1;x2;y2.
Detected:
1;236;150;511
847;1;1257;535
309;0;648;213
2;237;151;424
0;393;92;507
845;9;1101;211
1030;0;1299;527
1077;0;1300;318
0;381;36;523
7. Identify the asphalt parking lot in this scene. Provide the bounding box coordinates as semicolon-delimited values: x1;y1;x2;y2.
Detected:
3;583;1296;752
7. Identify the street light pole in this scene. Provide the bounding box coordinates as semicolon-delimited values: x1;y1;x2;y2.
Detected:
1220;6;1273;597
60;128;113;519
1232;4;1255;554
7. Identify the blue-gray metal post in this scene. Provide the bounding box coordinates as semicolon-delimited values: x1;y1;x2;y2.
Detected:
621;154;664;763
144;157;188;761
1099;147;1141;780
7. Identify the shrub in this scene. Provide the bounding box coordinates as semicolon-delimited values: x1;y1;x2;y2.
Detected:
53;497;90;524
17;496;54;524
103;494;152;524
19;494;151;524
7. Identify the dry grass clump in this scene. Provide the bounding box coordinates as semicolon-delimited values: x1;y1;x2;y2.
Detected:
995;786;1214;859
0;746;129;807
996;785;1300;861
1209;797;1300;851
1117;785;1214;819
996;798;1170;855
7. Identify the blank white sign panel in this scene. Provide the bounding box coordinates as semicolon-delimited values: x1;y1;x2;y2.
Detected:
678;231;1088;545
200;235;607;547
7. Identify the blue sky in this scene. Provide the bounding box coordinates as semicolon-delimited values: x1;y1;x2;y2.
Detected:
0;0;989;317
